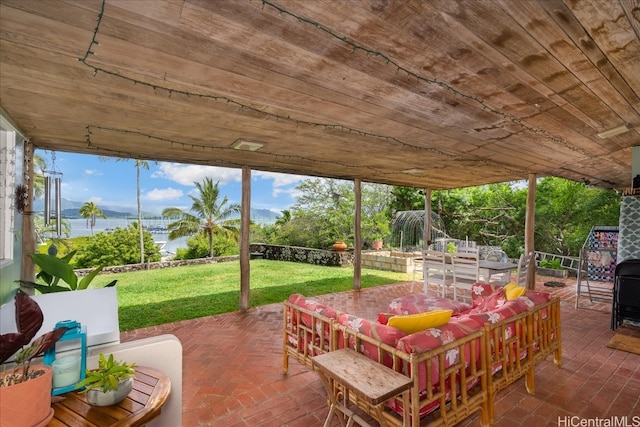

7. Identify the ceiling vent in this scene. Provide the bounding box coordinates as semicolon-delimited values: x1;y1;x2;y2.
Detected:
402;168;424;175
231;139;263;151
596;123;633;139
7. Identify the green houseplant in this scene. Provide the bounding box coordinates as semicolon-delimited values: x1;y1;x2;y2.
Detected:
76;353;136;406
0;292;69;427
17;250;117;293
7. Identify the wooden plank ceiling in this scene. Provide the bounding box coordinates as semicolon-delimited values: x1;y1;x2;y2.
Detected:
1;0;638;190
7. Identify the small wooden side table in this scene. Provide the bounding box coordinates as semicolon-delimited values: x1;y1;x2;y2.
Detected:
49;365;171;427
312;349;413;427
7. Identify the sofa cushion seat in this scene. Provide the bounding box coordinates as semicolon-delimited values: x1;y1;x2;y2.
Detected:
387;293;472;316
466;298;529;323
337;313;407;365
396;316;483;355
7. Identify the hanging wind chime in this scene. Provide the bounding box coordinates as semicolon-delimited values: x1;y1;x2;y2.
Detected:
44;152;63;238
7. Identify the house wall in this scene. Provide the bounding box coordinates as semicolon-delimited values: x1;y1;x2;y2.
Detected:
0;115;25;306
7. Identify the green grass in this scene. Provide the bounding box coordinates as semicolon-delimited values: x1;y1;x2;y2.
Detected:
108;260;411;331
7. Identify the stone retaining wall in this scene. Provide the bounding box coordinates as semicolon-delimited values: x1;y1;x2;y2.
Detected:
249;243;354;267
77;244;422;276
75;255;240;276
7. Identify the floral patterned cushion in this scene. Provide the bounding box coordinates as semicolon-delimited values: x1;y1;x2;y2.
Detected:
470;282;501;308
396;316;483;355
288;294;341;327
287;294;341;343
465;299;529;325
520;290;551;306
469;288;507;313
337;313;407;366
392;316;484;416
387;294;472;316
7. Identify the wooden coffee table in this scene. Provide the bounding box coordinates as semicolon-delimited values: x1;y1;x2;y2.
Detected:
49;365;171;427
312;349;412;427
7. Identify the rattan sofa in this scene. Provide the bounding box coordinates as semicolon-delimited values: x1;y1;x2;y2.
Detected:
282;285;561;427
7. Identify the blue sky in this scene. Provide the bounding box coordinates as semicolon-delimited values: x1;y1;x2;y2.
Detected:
40;150;306;216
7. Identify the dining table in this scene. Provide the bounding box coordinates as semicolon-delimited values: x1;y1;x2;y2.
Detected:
479;260;518;286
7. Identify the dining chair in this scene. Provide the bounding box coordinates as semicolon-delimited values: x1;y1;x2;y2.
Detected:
451;250;480;302
516;252;534;287
421;250;454;297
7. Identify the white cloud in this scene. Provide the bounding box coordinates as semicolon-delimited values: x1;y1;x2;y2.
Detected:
152;163;240;186
253;171;305;197
87;196;102;203
145;187;184;201
84;169;101;176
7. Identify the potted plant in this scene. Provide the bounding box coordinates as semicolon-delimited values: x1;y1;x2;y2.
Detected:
537;258;569;279
332;241;348;251
372;234;384;250
76;353;136;407
0;292;69;427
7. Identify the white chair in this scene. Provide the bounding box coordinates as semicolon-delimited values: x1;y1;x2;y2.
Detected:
421;250;454;297
451;250;480;302
516;252;534;287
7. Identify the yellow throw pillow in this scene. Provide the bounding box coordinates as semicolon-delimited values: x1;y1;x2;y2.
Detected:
505;285;526;300
504;283;517;293
388;309;453;334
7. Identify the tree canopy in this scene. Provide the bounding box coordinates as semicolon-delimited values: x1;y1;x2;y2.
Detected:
162;178;241;257
79;201;107;235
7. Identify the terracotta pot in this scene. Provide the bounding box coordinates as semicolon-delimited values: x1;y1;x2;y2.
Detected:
332;241;347;251
0;365;54;427
372;240;383;250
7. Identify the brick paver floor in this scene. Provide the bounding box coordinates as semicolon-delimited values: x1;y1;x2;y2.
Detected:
121;273;640;426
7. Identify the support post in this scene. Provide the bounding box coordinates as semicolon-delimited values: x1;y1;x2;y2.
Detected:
239;166;251;311
424;188;432;249
525;174;536;289
21;140;36;284
353;179;361;291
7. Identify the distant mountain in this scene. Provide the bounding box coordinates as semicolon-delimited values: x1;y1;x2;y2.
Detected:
33;198;281;223
60;208;137;219
33;198;137;218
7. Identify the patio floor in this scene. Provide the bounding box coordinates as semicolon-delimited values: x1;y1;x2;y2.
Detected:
121;275;640;427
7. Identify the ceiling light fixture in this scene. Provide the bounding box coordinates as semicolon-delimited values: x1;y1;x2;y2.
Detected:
402;168;424;175
231;139;264;151
596;123;633;139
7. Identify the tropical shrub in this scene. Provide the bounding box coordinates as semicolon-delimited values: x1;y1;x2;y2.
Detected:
74;225;160;268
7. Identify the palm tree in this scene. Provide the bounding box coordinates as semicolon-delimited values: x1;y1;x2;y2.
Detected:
132;160;150;264
79;201;106;235
100;157;151;264
275;210;291;226
162;178;241;257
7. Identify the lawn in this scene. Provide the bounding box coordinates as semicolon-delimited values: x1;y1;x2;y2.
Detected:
107;259;411;331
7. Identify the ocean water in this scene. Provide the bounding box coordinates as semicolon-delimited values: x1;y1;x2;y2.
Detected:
65;218;187;254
